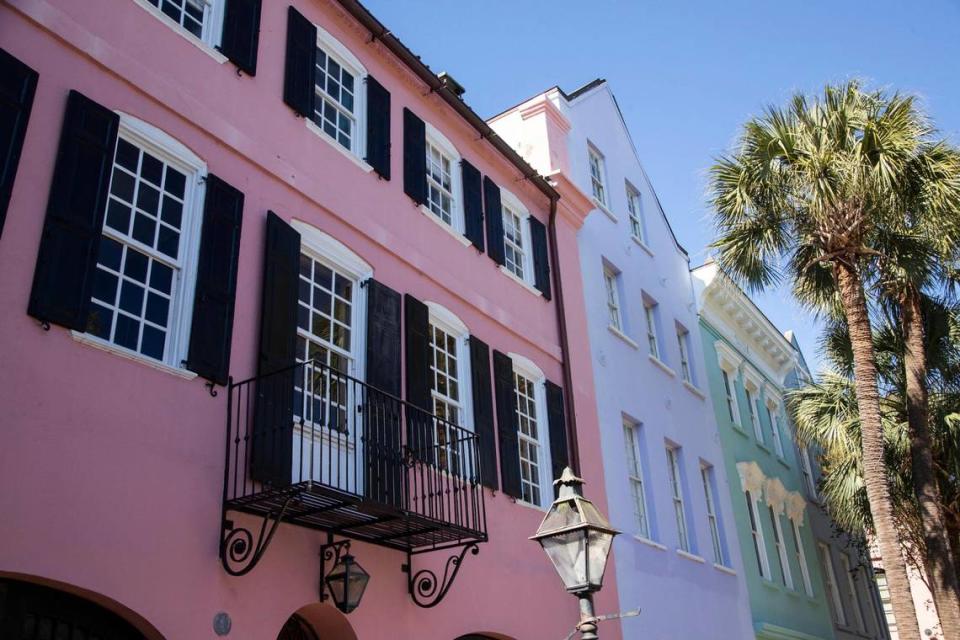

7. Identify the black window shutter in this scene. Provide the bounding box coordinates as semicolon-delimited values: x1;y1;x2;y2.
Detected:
402;108;426;205
469;336;498;490
404;293;432;462
545;379;569;495
483;176;505;266
461;160;484;252
365;75;391;180
251;211;300;485
0;48;38;239
529;216;552;300
28;90;118;330
186;174;244;385
365;279;403;507
493;349;521;498
283;6;316;117
219;0;262;76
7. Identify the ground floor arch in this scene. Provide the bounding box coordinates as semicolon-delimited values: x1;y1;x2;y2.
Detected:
278;603;358;640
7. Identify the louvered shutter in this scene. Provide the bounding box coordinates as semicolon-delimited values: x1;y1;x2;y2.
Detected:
186;174;244;385
219;0;262;76
529;216;551;300
461;160;484;251
283;6;316;117
365;279;403;506
546;380;569;495
483;176;505;265
365;75;391;180
28;91;118;330
493;349;521;498
402;108;426;205
469;336;497;489
404;293;432;462
0;49;38;238
251;211;300;485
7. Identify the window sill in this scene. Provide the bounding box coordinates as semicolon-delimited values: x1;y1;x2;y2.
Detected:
592;198;618;222
608;325;639;349
631;235;654;256
760;578;781;592
713;563;737;576
498;265;543;297
676;550;706;564
132;0;228;65
70;331;198;380
648;354;676;378
512;497;549;513
682;380;706;400
305;120;374;174
756;441;771;454
633;535;667;551
776;456;790;470
418;205;472;247
732;424;750;439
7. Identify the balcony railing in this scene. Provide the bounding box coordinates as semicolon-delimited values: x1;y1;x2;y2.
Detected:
222;359;487;556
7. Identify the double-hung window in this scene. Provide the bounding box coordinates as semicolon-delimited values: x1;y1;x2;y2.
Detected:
623;420;651;538
819;543;847;625
791;521;814;596
799;446;818;498
588;145;607;207
604;267;623;331
514;361;549;507
769;507;793;589
701;465;724;565
428;307;471;475
840;554;867;632
721;369;740;425
626;182;644;242
312;27;366;157
426;141;455;225
746;388;763;443
666;446;689;552
142;0;225;47
644;301;660;359
87;120;204;368
677;328;692;383
716;343;743;427
768;402;785;458
501;192;533;284
745;490;770;578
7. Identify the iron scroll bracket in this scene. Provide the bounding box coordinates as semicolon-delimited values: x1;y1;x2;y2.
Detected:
402;543;480;608
318;535;352;603
220;494;296;576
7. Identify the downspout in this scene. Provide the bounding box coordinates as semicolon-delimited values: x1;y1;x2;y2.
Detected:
548;193;581;474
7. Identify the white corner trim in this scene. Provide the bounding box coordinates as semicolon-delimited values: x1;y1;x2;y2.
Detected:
71;331;198;380
418;205;472;247
305;120;374;174
676;550;706;564
713;563;737;576
291;220;374;280
648;354;676;378
634;536;667;551
131;0;228;64
425;301;469;335
498;265;542;297
631;235;655;256
593;198;618;222
608;324;640;350
683;380;706;400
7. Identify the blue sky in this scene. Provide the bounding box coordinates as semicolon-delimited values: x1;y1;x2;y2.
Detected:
366;0;960;373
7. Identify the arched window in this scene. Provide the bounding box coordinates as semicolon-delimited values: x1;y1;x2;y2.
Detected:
422;123;464;234
309;24;368;159
499;188;534;287
426;302;473;474
509;353;552;507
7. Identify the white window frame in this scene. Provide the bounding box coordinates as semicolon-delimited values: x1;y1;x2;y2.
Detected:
677;326;692;383
769;506;794;589
134;0;227;54
625;181;645;242
603;266;623;332
742;368;764;443
666;445;690;552
791;520;814;596
840;554;867;632
623;419;651;538
500;189;534;285
799;446;818;499
511;354;552;508
588;144;607;207
418;123;464;237
644;299;660;360
715;342;743;427
79;114;207;374
306;24;368;164
745;489;771;579
765;390;786;458
426;303;474;432
819;542;848;626
701;465;725;565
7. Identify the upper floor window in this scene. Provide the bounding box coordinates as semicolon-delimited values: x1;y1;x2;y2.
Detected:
501;191;533;284
513;358;550;507
766;398;786;458
746;388;763;443
745;489;770;579
624;419;651;539
87;118;205;368
604;266;623;332
839;554;867;633
666;445;690;552
791;520;814;596
644;299;660;359
799;446;818;499
313;26;367;158
701;465;725;565
428;305;472;474
721;370;739;425
142;0;225;47
818;542;847;626
588;144;607;206
677;326;692;383
626;182;644;242
423;125;463;232
768;506;793;589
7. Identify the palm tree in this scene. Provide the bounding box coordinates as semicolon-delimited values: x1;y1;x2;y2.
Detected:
709;82;929;638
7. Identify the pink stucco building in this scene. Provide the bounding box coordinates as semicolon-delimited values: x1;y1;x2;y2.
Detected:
0;1;619;638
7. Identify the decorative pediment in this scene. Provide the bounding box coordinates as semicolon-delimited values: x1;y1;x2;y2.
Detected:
764;477;788;515
736;461;765;496
715;340;744;374
786;492;807;525
742;365;763;392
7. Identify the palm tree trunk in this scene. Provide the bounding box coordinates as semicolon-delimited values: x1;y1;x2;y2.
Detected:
836;261;920;639
902;288;960;638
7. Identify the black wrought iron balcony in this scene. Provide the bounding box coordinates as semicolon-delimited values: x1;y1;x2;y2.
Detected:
220;358;488;578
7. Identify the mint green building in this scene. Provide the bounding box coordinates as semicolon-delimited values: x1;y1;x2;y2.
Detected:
692;262;837;640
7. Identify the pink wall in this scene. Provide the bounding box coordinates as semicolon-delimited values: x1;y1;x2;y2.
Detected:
0;0;619;638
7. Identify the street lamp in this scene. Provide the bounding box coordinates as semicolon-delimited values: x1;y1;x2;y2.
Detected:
531;467;619;639
321;545;370;614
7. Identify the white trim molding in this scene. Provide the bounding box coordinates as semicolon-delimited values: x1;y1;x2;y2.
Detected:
291;220;374;281
714;340;743;373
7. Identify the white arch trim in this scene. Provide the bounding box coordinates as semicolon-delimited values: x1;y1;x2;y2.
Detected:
425;301;469;335
291;220;373;281
508;352;545;380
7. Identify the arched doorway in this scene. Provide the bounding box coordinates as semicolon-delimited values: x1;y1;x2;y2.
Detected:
277;603;357;640
0;579;145;639
278;614;319;640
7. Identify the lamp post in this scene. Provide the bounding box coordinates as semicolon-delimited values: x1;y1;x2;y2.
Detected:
530;467;620;640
